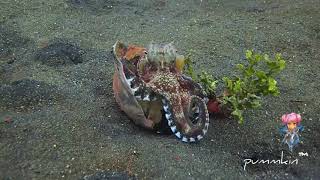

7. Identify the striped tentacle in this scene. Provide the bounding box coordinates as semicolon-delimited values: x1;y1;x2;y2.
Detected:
162;96;209;143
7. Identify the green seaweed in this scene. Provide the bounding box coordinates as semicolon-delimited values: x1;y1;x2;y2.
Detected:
184;53;198;81
184;50;286;123
185;54;218;99
199;71;218;99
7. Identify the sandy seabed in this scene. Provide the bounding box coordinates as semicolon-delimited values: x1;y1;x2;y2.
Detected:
0;0;319;179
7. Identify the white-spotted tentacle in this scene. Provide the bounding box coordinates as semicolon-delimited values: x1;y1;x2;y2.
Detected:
162;96;210;143
187;96;210;142
125;77;134;86
124;75;143;99
162;98;180;139
143;94;150;101
125;74;148;102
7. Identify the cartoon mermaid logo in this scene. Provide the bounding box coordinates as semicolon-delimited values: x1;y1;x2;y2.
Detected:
280;113;304;151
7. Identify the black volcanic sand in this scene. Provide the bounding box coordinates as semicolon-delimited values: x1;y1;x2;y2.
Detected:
1;0;319;179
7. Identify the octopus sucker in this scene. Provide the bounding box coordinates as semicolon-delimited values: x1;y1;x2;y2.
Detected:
182;136;188;142
112;41;211;142
143;94;150;101
175;132;182;139
197;135;203;140
171;126;177;133
131;87;139;93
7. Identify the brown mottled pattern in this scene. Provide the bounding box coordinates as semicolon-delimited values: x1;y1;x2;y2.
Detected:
145;69;193;134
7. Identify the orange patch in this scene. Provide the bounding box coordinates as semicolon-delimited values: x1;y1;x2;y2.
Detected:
124;45;146;60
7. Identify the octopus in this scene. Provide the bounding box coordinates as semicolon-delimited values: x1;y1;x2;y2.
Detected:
112;41;210;142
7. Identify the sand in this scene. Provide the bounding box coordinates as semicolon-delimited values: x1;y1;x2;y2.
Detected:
1;0;319;179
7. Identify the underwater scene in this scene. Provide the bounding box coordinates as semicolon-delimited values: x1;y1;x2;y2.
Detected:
1;0;319;179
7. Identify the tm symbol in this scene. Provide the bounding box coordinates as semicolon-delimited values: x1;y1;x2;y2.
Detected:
299;152;308;157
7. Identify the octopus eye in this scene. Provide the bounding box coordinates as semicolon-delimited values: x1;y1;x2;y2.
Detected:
144;51;148;54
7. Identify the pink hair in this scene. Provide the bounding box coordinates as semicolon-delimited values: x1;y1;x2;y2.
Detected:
281;113;302;125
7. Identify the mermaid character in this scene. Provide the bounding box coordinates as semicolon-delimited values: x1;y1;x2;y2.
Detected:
280;113;304;151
